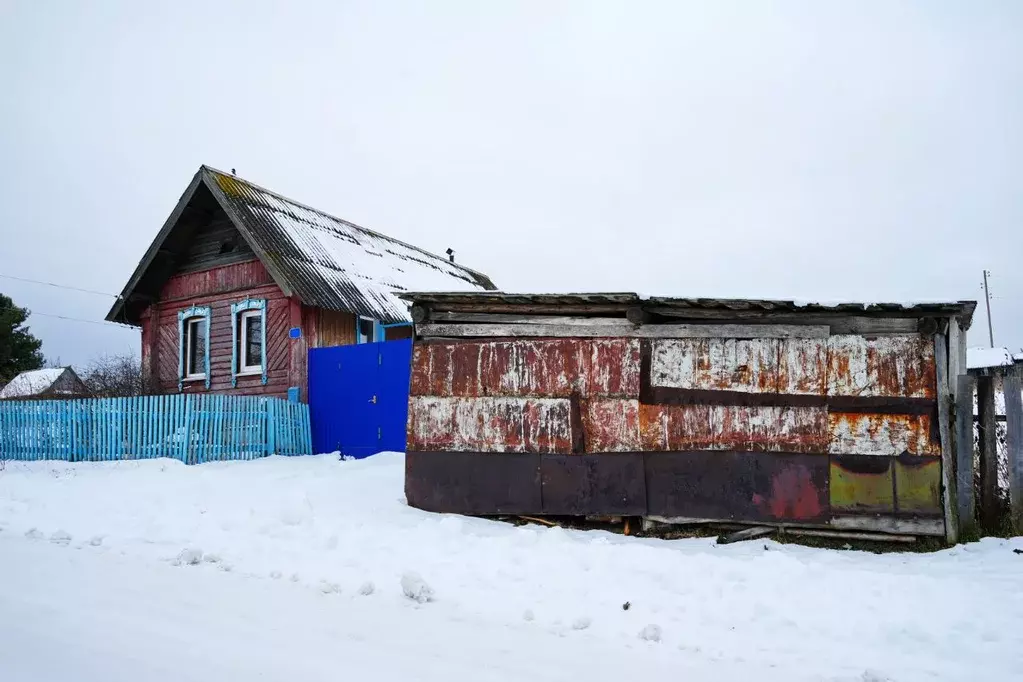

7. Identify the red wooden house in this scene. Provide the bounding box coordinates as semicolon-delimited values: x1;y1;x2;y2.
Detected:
106;166;496;400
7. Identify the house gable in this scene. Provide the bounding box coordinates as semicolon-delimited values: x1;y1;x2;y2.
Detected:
108;165;497;327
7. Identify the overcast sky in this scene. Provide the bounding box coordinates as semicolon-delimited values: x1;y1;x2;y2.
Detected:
1;1;1020;368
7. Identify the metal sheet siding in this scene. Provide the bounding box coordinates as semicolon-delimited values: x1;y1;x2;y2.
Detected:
407;326;946;531
826;335;936;399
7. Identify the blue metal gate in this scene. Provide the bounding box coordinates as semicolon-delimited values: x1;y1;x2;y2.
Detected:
308;339;413;458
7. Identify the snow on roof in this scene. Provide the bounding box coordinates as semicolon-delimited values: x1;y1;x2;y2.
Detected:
0;368;68;399
967;346;1015;370
203;168;496;324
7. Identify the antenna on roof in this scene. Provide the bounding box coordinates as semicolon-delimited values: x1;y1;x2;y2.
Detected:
231;168;237;176
446;248;455;263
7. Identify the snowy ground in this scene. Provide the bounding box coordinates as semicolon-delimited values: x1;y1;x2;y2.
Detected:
0;454;1020;682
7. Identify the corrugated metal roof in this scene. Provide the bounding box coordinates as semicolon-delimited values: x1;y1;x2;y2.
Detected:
202;167;495;323
401;291;977;325
107;166;496;325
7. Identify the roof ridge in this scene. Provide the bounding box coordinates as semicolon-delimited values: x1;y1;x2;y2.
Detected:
200;165;490;280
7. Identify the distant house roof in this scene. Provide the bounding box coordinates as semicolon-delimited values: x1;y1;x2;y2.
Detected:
0;367;85;400
107;166;496;325
967;346;1016;370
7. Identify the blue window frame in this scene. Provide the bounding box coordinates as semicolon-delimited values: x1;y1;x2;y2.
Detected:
178;305;211;390
231;299;268;386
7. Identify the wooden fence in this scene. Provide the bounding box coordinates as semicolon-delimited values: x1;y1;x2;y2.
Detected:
0;394;313;464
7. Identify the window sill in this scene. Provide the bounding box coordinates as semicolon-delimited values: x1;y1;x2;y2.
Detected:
235;369;264;377
182;376;207;383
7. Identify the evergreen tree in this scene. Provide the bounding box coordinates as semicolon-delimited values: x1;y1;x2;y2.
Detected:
0;294;45;384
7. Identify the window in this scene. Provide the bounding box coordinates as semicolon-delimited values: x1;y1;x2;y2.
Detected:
238;309;263;373
184;317;207;378
357;317;379;344
230;299;268;387
177;305;211;389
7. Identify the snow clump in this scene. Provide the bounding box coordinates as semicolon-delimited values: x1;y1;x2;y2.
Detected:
638;624;662;642
400;572;434;603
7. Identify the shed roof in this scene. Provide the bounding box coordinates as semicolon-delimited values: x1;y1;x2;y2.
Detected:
107;166;496;325
0;368;73;399
967;346;1015;370
402;292;977;324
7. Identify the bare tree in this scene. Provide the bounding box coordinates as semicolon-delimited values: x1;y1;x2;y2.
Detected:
79;353;156;397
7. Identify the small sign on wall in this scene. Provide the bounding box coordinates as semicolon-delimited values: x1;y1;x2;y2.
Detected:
289;327;301;339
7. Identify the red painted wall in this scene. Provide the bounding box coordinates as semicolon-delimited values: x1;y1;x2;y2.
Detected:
142;260;294;398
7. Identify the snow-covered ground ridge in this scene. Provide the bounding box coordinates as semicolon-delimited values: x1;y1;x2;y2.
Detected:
0;453;1020;682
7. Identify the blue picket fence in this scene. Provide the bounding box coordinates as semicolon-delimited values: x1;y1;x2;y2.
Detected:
0;394;313;464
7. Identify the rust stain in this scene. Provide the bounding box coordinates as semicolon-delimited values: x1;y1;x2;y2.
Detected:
828;412;938;456
584;399;641;452
826;335;936;399
778;338;827;395
651;339;782;394
638;404;827;453
408;396;572;453
752;464;825;520
410;339;640;399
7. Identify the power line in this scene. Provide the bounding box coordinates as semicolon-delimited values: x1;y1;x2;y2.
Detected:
0;273;120;299
0;305;136;330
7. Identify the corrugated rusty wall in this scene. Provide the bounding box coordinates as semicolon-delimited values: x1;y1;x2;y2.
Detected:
408;332;944;532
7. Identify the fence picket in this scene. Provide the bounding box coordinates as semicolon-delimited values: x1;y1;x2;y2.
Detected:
0;394;311;465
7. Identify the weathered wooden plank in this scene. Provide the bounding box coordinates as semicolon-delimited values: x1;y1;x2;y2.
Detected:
948;321;963;397
785;528;916;543
826;335;936;399
829;515;945;537
934;333;956;543
976;375;999;533
417;323;830;340
1003;375;1023;533
429;311;635;326
407;396;572;453
645;308;923;332
716;526;775;545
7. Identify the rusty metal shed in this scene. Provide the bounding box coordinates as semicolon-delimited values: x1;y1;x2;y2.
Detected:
403;293;976;541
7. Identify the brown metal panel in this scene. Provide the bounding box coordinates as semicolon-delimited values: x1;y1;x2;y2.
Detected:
828;412;939;456
405;451;541;514
650;339;781;393
829;455;895;514
584;399;641;452
638;404;828;453
893;456;943;516
541;454;646;515
644;451;829;522
826;335;936;399
407;396;572;453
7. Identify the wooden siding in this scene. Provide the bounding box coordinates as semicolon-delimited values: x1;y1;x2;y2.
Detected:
175;208;255;273
147;261;292;398
318;309;356;347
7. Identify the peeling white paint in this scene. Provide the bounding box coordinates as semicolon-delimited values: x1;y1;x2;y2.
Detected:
827;413;937;456
409;396;571;453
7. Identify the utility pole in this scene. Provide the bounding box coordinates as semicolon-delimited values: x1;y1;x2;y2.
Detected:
983;269;994;348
